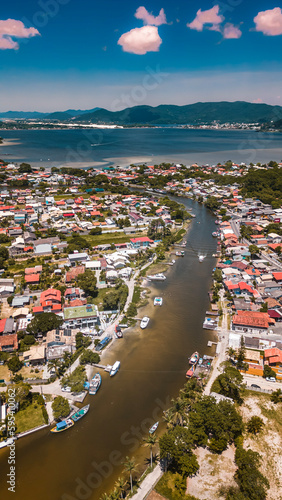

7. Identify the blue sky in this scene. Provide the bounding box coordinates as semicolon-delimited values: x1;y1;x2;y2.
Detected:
1;0;282;111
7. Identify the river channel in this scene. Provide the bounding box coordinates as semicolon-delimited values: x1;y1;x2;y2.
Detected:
0;196;218;500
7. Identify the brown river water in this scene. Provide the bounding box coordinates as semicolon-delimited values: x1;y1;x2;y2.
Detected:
0;197;218;500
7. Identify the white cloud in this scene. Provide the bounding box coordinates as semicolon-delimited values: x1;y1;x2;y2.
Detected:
0;19;40;50
187;5;224;32
223;23;242;39
254;7;282;36
135;6;167;26
118;26;162;55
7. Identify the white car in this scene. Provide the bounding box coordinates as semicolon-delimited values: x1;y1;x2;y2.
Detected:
266;377;276;382
62;386;71;392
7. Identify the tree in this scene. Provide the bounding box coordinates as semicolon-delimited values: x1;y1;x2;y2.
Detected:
76;270;97;297
48;359;63;378
247;416;264;435
204;196;220;211
27;312;63;336
13;382;31;406
234;446;269;500
61;366;87;393
80;350;100;366
52;396;70;420
19;162;32;173
0;245;9;268
123;456;138;493
211;364;245;403
249;244;260;257
236;336;247;371
114;476;127;499
263;365;276;379
270;388;282;403
143;433;158;468
7;355;23;373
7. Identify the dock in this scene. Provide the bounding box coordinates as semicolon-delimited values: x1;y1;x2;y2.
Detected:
207;341;218;347
92;363;112;373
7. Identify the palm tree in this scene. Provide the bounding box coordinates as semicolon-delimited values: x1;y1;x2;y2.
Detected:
47;358;62;377
226;347;236;360
114;477;127;499
143;434;158;468
167;398;186;427
123;456;138;493
99;494;111;500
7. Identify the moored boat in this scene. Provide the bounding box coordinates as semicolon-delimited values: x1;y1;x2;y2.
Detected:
147;273;166;281
110;361;120;377
176;250;185;256
212;232;218;237
71;404;90;422
114;325;123;338
140;316;150;329
89;373;102;395
186;364;196;378
149;421;159;434
198;254;205;262
154;297;163;306
51;418;74;433
189;351;199;365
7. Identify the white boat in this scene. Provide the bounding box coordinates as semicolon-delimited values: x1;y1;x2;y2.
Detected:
149;422;159;434
198;255;205;262
154;297;163;306
147;273;166;281
140;316;150;329
110;361;120;377
89;373;102;395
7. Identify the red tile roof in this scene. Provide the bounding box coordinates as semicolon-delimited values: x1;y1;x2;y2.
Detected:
233;310;270;329
0;333;18;351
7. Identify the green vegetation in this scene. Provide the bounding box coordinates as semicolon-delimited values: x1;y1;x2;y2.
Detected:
79;349;100;365
75;332;92;350
102;282;128;311
27;312;63;337
263;365;276;379
15;403;45;433
211;363;245;403
246;416;264;435
52;396;71;420
7;355;23;373
155;472;198;500
61;365;87;393
76;270;97;297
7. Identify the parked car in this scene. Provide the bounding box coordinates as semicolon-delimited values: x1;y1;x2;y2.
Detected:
250;384;261;389
266;377;276;382
62;386;71;392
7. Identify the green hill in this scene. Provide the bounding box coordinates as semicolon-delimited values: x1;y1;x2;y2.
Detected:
76;101;282;125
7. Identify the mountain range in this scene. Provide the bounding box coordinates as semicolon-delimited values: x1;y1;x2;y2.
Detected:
1;101;282;125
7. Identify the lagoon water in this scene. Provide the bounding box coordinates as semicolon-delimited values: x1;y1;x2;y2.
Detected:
0;197;218;500
1;128;282;168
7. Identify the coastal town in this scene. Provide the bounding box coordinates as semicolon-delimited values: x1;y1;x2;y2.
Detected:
0;156;282;499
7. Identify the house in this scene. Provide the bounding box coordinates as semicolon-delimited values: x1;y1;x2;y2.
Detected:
63;304;98;329
39;288;62;313
264;348;282;368
25;273;40;285
23;345;46;366
46;343;73;361
46;328;76;347
130;236;153;249
64;288;80;301
0;334;18;352
232;310;274;334
68;252;89;266
11;296;30;308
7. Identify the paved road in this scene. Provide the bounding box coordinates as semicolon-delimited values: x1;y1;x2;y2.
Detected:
131;465;163;500
243;373;281;391
204;290;229;395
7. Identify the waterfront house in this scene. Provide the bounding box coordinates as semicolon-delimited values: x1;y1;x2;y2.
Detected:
63;304;98;330
130;236;153;249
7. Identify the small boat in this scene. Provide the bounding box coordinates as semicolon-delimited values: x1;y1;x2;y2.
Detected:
89;373;102;395
198;358;203;366
140;316;150;329
51;418;74;433
186;364;196;378
147;273;166;281
175;250;185;256
149;422;159;434
189;351;199;365
198;255;205;262
154;297;163;306
212;232;218;237
71;404;90;422
215;220;220;224
110;361;120;377
114;325;123;338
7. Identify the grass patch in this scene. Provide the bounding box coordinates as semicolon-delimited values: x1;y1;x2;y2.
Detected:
132;285;141;305
155;472;197;500
91;287;109;306
0;365;9;382
15;403;45;434
67;233;131;247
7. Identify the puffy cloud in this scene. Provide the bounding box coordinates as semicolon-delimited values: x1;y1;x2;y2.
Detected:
187;5;224;32
223;23;242;39
0;19;40;50
254;7;282;36
118;26;162;55
135;6;167;26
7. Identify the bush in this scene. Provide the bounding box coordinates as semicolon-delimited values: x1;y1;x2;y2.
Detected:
42;407;49;424
52;396;70;420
